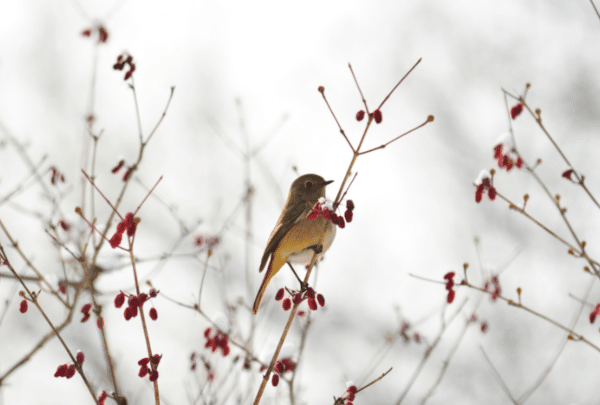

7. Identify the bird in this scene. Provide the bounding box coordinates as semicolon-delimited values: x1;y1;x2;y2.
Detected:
252;174;336;314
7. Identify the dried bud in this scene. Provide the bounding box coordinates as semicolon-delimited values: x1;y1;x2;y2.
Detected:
318;86;325;94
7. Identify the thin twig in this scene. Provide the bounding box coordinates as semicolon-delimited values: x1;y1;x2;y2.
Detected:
479;346;519;404
377;58;422;110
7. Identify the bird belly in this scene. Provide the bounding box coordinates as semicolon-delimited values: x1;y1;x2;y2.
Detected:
278;217;336;266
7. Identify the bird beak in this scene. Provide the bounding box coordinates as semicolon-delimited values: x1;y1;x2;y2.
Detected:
323;180;334;186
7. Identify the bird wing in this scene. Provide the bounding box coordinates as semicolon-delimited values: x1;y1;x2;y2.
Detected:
259;198;311;272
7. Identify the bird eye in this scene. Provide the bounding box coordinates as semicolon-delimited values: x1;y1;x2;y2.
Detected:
305;181;313;190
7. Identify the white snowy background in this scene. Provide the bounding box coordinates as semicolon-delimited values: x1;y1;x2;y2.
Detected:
0;1;599;404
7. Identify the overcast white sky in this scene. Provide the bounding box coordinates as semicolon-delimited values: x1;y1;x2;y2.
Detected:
1;1;600;404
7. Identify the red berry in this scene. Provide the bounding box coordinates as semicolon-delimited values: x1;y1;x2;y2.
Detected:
114;292;125;308
306;287;315;299
510;103;523;119
275;288;285;301
282;298;292;311
54;364;68;377
98;25;109;43
151;354;161;366
356;110;365;121
475;191;483;203
293;293;302;305
346;200;355;211
271;374;279;387
19;300;28;313
344;209;353;223
317;294;325;307
443;272;455;280
493;144;503;159
81;303;92;314
149;307;158;320
373;109;383;124
308;298;318;311
337;217;346;229
516;157;523;168
306;209;319;221
110;232;122;248
66;364;76;379
139;365;149;377
562;169;573;180
76;351;85;365
447;289;456;303
488;187;497;200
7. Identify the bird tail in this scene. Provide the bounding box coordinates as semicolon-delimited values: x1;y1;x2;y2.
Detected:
252;254;284;314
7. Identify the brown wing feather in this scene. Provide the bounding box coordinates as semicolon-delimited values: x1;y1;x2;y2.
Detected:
259;198;311;272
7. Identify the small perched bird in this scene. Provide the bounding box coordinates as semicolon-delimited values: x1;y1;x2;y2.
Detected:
252;174;336;314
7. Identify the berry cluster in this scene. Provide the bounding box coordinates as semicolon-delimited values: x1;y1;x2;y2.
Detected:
344;384;358;404
589;303;600;324
114;289;159;321
468;313;489;334
493;132;523;172
444;272;456;303
81;25;109;43
276;287;325;312
483;274;502;302
204;327;231;356
193;234;221;250
307;198;355;229
399;322;424;344
110;213;138;248
474;170;497;203
111;158;134;182
355;109;382;124
271;357;296;386
49;166;66;185
138;354;161;381
54;363;77;379
113;54;136;80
